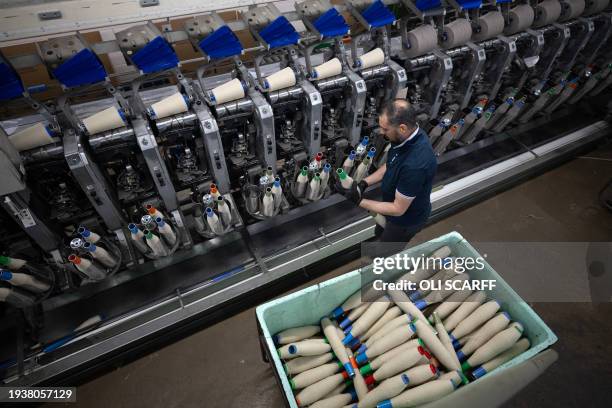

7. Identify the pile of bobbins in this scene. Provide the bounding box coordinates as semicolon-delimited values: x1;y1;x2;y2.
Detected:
273;245;532;408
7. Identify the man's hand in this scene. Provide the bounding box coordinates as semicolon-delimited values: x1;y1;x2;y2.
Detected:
335;180;364;205
345;181;363;204
357;180;368;195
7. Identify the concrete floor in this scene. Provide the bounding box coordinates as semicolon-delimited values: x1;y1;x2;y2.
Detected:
61;140;612;408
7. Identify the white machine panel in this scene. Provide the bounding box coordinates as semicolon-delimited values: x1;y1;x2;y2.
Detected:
0;0;271;42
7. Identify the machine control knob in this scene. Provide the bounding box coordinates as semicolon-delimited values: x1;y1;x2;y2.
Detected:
153;167;165;186
87;185;103;205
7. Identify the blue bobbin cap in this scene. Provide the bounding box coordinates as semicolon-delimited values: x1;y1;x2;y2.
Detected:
472;366;487;379
343;362;355;378
357;344;367;355
377;399;392;408
330;306;345;319
339;317;352;329
355;352;368;365
78;226;91;238
342;332;355;345
0;270;13;280
415;299;428;310
409;291;422;302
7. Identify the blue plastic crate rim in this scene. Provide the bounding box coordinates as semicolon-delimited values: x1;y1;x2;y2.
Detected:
131;36;179;74
0;62;24;100
313;8;349;38
362;0;396;27
256;231;558;408
259;16;300;48
457;0;483;9
416;0;442;11
199;25;243;59
52;48;107;88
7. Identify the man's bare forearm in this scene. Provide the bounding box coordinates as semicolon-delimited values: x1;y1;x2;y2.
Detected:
364;163;386;186
359;198;403;216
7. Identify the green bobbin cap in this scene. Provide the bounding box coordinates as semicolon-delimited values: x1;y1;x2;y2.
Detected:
360;363;372;376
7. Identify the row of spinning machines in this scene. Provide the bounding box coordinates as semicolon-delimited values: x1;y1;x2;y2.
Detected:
0;0;611;369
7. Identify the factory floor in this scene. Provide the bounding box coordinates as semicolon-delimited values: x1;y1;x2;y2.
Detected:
61;140;612;408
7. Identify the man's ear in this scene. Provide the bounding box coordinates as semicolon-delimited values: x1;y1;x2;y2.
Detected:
398;124;409;135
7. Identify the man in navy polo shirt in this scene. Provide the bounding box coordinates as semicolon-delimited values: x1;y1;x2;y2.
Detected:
340;99;437;243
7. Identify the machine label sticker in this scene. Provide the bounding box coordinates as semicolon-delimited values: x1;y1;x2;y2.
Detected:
4;197;36;228
18;208;37;228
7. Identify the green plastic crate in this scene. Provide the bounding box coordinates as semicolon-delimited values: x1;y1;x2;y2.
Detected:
256;232;558;407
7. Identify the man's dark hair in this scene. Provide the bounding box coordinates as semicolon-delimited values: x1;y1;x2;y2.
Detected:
380;99;418;129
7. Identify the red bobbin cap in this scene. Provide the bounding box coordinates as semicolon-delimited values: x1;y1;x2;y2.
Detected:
365;374;376;387
418;346;432;360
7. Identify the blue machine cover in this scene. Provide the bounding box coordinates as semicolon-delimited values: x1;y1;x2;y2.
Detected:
199;25;243;59
457;0;483;9
52;48;107;87
259;16;300;48
0;62;24;100
415;0;442;11
313;8;349;38
131;36;179;74
362;0;396;27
